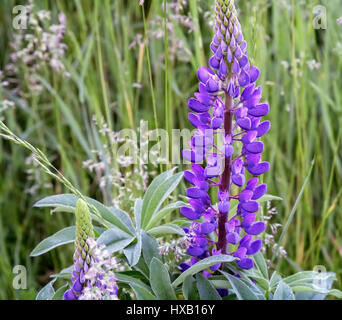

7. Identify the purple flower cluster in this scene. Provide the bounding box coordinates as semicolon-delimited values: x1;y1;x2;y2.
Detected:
181;0;270;272
64;199;118;300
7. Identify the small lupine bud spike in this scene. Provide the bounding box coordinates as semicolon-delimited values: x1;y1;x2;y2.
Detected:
64;199;94;300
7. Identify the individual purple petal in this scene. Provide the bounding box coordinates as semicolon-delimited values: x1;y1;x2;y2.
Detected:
184;170;196;185
189;198;205;212
212;117;223;129
241;83;255;101
247;162;270;175
209;56;220;69
246;239;263;255
239;190;254;202
241;201;259;213
225;144;234;158
218;200;230;214
232;174;245;187
244;92;262;108
187;246;205;257
246;153;261;166
257;121;271;137
210;42;217;53
219;59;228;76
232;58;240;74
186;188;204;199
237;117;251;130
252;184;267;200
188;98;211;113
249;66;260;83
227;47;233;62
239;55;248;68
194;92;213;105
246;222;266;235
188;113;201;128
237;258;254;270
215;46;223;59
64;289;78;300
246;178;259;190
242;130;258;144
206;78;220;93
234;247;247;259
180;207;201;220
246;141;264;154
200;222;216;235
192;164;205;178
72;278;83;293
180;263;191;272
239;235;252;248
227;232;240;245
242;213;256;229
238;69;250;87
248;103;270;117
197;66;215;84
235;45;243;58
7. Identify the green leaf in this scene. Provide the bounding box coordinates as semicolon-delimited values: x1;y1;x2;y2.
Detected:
196;274;222;300
50;266;73;280
134;198;143;230
130;283;157;300
115;273;152;292
253;252;269;280
34;194;76;213
124;232;142;267
115;272;157;300
147;223;185;238
150;258;177;300
269;271;283;290
172;255;236;288
52;284;69;300
273;281;295;300
141;170;183;228
30;226;76;257
107;206;136;235
140;169;176;220
145;201;187;230
97;227;135;253
35;194;135;235
182;276;199;300
132;257;150;279
36;279;56;300
220;271;261;300
258;194;283;202
141;231;160;268
283;271;336;287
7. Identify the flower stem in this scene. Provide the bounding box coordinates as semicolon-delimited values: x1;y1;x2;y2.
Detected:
217;91;233;254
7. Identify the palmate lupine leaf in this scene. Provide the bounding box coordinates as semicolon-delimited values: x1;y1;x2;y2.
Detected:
33;169;185;268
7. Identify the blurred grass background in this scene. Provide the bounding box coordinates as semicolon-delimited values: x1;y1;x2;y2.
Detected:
0;0;341;299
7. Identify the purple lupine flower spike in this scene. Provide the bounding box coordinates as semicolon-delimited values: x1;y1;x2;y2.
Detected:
181;0;270;273
64;199;95;300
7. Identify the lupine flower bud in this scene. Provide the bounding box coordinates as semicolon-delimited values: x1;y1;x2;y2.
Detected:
181;0;270;279
64;199;95;300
